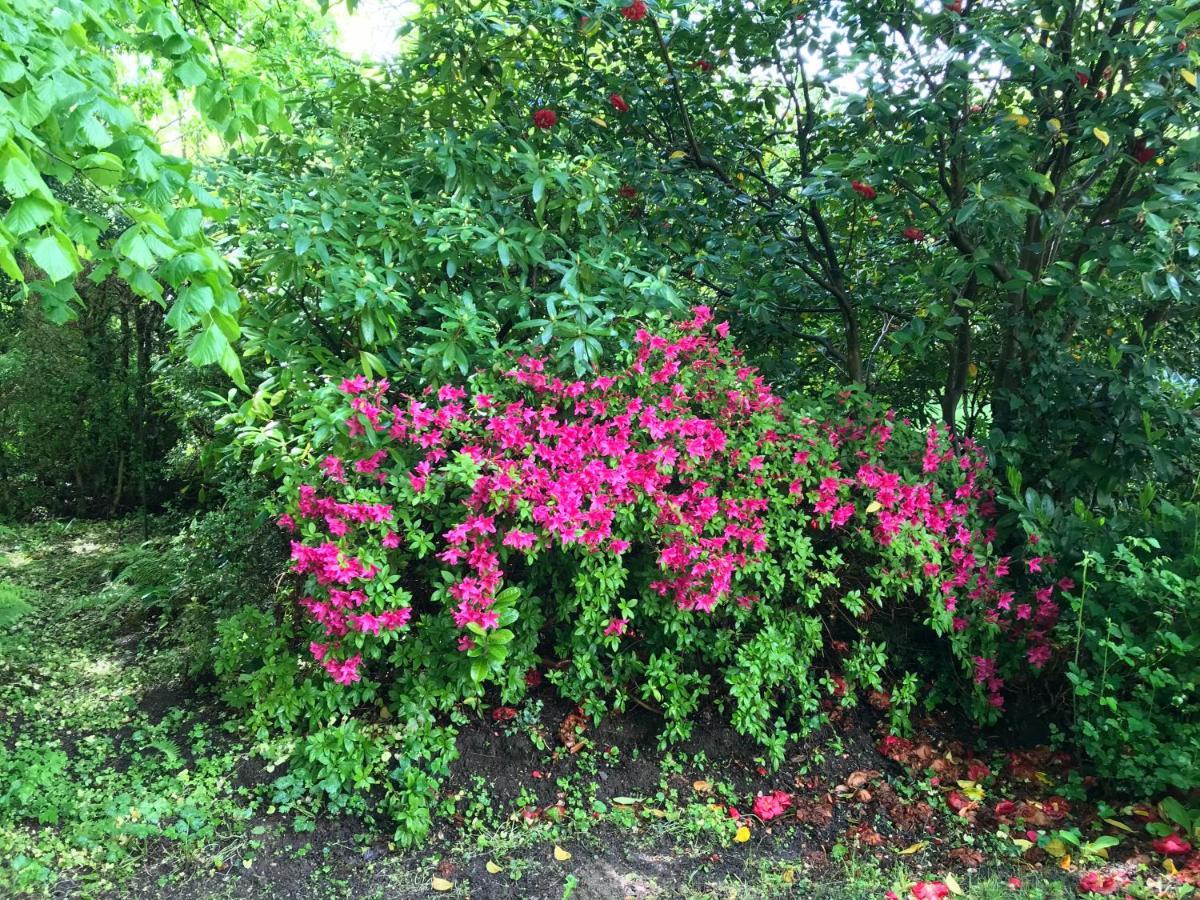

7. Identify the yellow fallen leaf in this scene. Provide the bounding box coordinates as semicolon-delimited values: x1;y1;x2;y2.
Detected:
1008;113;1031;127
692;780;712;794
734;825;751;843
782;867;796;884
898;841;928;855
590;116;608;128
1093;127;1110;146
1183;69;1197;88
957;780;985;801
432;877;454;892
1165;858;1179;875
1045;838;1068;858
1048;117;1062;131
485;860;503;874
669;150;688;160
967;363;978;378
865;501;883;514
1059;853;1073;871
1103;818;1134;833
945;872;965;895
554;845;572;861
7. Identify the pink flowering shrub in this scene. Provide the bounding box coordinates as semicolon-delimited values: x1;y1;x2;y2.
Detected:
258;309;1061;834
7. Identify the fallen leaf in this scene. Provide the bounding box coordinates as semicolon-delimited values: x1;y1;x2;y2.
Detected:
944;872;965;895
1183;69;1197;88
1093;127;1110;146
1049;117;1062;131
782;867;796;884
898;841;928;855
1008;113;1031;127
1059;853;1073;870
669;150;688;160
432;877;454;892
612;796;639;805
693;780;712;794
553;845;572;861
590;116;608;128
948;847;985;867
846;770;879;789
1165;858;1179;875
865;500;882;514
734;825;751;843
1045;838;1069;858
485;860;502;874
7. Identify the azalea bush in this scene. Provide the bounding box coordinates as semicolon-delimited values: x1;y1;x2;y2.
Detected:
214;311;1071;841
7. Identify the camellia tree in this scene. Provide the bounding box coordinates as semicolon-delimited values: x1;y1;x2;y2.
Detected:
377;0;1199;504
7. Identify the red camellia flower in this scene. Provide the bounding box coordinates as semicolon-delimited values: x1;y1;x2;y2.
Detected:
1042;796;1070;820
966;760;990;781
1077;871;1122;895
532;108;557;129
492;706;518;722
947;790;970;813
609;92;630;113
993;799;1017;820
1132;140;1155;165
1075;71;1090;87
1007;878;1022;891
903;226;926;242
752;790;793;821
525;667;542;687
620;0;648;21
695;58;712;72
1152;834;1193;855
945;0;963;12
911;882;951;900
851;179;877;200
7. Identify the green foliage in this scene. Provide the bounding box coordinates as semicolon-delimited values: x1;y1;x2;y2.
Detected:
0;0;278;383
4;0;1199;843
212;605;459;846
1065;532;1199;794
0;579;29;626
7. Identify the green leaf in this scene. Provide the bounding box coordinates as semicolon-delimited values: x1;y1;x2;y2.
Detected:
28;230;79;282
2;149;47;198
4;196;54;235
78;111;112;149
175;57;208;88
187;322;228;367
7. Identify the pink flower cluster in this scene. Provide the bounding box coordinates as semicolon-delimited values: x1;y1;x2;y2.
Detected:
282;308;1058;704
